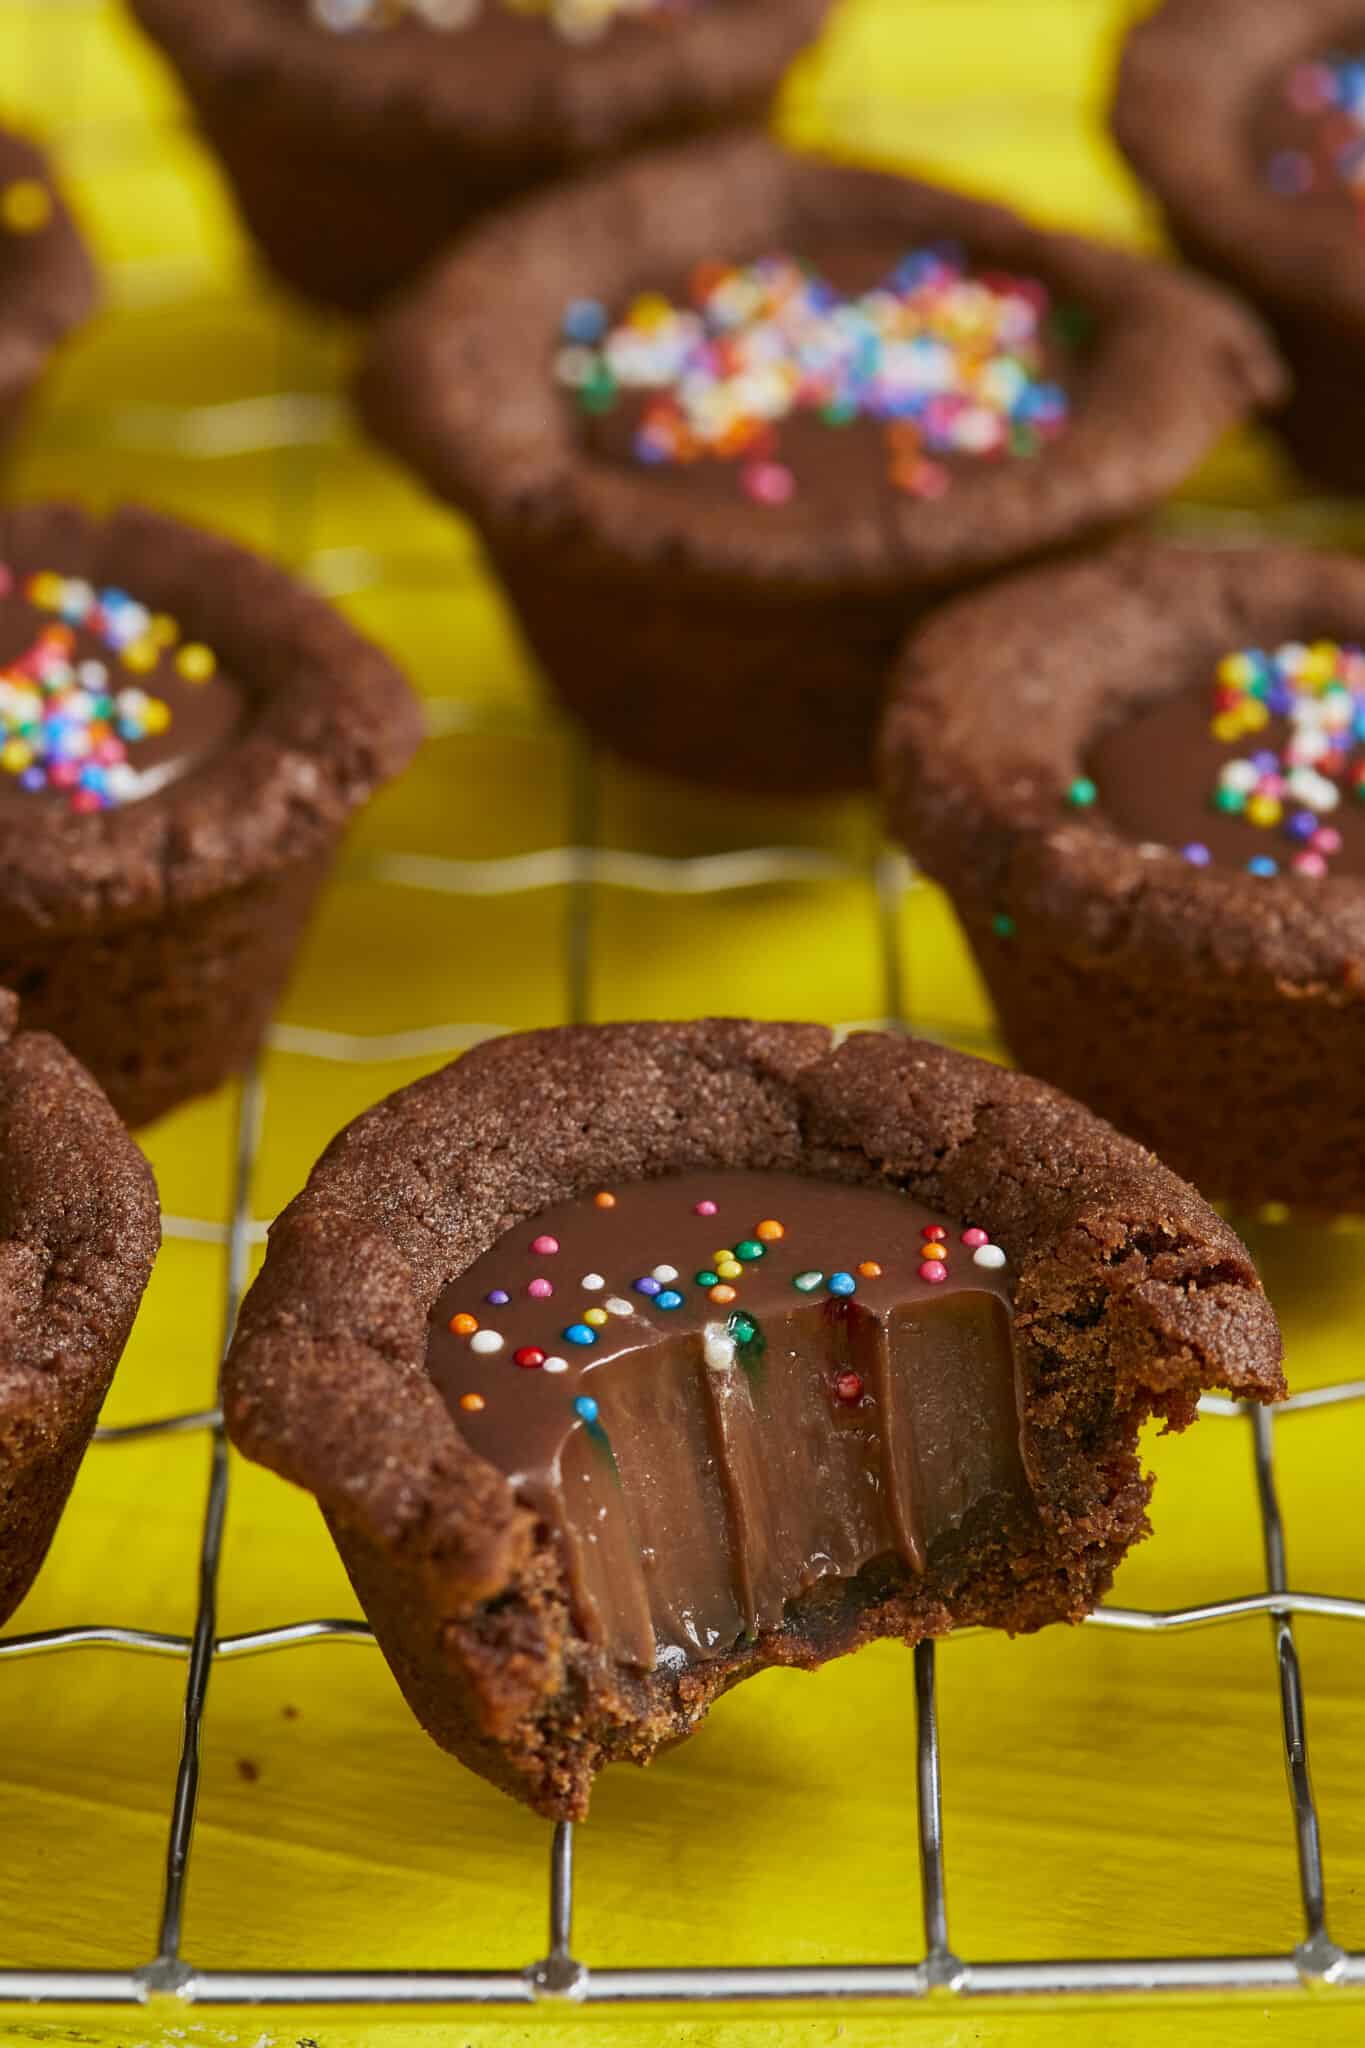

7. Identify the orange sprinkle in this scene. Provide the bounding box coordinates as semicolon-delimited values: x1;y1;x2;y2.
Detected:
449;1312;479;1336
755;1219;785;1242
458;1392;486;1414
709;1283;738;1305
857;1260;883;1279
593;1190;616;1208
920;1244;947;1264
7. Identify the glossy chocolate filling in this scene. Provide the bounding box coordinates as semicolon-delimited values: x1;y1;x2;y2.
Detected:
426;1171;1023;1673
569;234;1082;518
1086;670;1365;878
0;584;244;811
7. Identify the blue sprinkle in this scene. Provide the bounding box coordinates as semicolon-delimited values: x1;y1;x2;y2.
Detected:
656;1289;684;1311
828;1271;856;1297
1248;855;1280;878
564;1323;597;1347
562;298;607;345
486;1289;509;1305
634;1276;662;1297
574;1395;599;1425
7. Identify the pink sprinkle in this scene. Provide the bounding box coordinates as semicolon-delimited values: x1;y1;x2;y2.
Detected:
1289;62;1334;114
741;460;795;507
960;1227;988;1248
1293;852;1328;878
530;1234;559;1256
694;1199;718;1217
908;460;951;501
527;1277;554;1299
918;1261;949;1285
1313;827;1342;856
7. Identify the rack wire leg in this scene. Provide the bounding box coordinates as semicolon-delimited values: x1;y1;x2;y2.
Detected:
526;1823;586;2000
140;1068;264;1995
1249;1403;1346;1986
913;1640;964;1991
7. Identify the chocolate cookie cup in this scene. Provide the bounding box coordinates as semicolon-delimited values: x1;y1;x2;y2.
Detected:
224;1019;1283;1818
0;126;99;455
0;989;159;1626
0;501;422;1127
126;0;833;313
1113;0;1365;494
881;539;1365;1212
359;134;1284;796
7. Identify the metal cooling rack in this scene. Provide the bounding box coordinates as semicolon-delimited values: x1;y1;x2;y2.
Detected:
4;0;1365;2015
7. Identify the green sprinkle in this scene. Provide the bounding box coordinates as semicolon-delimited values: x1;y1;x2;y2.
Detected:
577;366;617;415
1050;301;1094;348
793;1270;824;1292
730;1312;758;1346
694;1269;719;1289
991;913;1016;940
734;1238;765;1261
1010;424;1040;459
1067;777;1097;809
1214;786;1245;815
821;398;858;427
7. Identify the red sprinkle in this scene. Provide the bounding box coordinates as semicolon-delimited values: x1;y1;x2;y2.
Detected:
921;1225;947;1241
514;1347;546;1370
834;1370;865;1405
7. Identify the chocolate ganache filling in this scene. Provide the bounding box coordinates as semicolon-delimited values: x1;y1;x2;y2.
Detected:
426;1171;1022;1674
0;567;243;812
1084;638;1365;879
559;237;1081;515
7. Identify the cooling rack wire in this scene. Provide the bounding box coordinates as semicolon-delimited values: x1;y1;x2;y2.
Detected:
3;0;1365;2035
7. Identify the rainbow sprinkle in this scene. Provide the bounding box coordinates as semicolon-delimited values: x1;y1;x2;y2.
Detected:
0;566;212;814
312;0;692;39
1198;641;1365;877
557;247;1073;504
1268;53;1365;203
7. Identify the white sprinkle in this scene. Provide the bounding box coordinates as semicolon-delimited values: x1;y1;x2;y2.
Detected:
703;1324;737;1373
469;1328;504;1354
542;1355;569;1374
581;1272;605;1290
652;1264;678;1284
605;1296;634;1316
973;1244;1007;1270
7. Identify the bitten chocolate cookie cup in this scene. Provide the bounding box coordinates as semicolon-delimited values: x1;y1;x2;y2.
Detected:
0;502;423;1127
881;539;1365;1212
126;0;832;314
358;133;1284;796
0;989;159;1626
1113;0;1365;495
224;1019;1283;1819
0;127;99;456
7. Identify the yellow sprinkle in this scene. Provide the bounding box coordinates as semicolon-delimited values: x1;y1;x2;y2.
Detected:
26;571;63;610
1246;794;1282;828
143;698;172;735
1211;712;1244;744
1241;700;1269;731
711;1249;733;1266
177;642;216;683
1217;653;1254;687
629;292;673;330
121;640;159;675
150;614;180;648
1;179;53;235
583;1307;608;1328
716;1259;742;1281
0;739;32;774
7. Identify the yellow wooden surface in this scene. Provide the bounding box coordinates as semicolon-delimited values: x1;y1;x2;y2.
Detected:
0;1;1362;2043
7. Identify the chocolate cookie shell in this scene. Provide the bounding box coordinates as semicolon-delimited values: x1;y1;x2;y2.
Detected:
880;538;1365;1211
1112;0;1365;494
0;502;423;1127
0;989;159;1626
0;127;99;456
358;134;1284;796
125;0;833;312
224;1019;1283;1818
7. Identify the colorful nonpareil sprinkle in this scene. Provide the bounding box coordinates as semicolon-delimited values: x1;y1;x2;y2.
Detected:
1200;641;1363;876
312;0;693;41
0;568;212;814
557;247;1073;504
1268;54;1365;205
